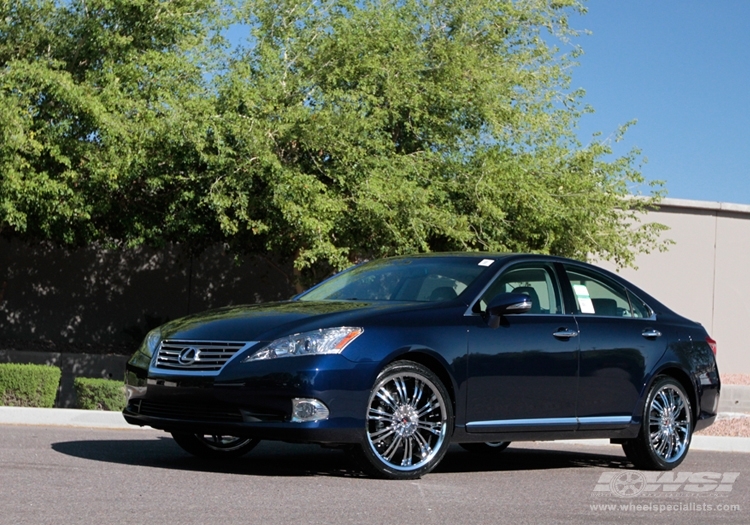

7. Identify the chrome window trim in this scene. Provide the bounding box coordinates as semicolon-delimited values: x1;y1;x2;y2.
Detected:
463;258;566;317
560;262;658;322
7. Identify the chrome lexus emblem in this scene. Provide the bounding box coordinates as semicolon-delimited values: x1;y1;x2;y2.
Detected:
177;347;201;366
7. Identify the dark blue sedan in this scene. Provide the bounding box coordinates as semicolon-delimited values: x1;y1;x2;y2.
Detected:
123;253;720;479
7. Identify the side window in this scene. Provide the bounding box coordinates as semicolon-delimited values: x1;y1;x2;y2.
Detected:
628;290;654;319
565;266;645;318
478;264;562;314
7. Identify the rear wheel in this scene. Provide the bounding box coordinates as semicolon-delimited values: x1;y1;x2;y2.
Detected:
459;442;511;454
350;360;453;479
622;376;692;470
171;432;260;459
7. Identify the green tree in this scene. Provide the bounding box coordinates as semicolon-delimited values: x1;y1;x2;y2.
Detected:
0;0;228;249
211;0;667;279
0;0;668;286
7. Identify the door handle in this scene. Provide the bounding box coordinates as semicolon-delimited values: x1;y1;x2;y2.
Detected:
553;328;579;339
641;329;662;339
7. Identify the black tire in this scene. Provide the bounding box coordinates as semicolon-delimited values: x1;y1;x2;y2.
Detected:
350;360;453;480
171;432;260;459
459;442;511;454
622;376;692;470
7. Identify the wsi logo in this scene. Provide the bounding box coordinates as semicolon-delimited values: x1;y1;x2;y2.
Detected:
593;471;740;498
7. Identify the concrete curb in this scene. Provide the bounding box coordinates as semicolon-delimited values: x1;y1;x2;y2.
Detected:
557;436;750;454
718;384;750;413
0;406;142;430
1;407;749;454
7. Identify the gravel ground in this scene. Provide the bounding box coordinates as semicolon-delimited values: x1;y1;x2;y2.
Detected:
696;413;750;437
722;373;750;385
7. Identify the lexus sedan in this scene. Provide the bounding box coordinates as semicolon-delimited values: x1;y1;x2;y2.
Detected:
123;253;720;479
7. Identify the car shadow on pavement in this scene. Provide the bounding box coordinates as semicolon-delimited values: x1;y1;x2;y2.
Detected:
51;437;632;478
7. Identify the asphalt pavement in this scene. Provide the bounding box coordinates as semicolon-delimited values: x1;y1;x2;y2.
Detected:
1;424;747;525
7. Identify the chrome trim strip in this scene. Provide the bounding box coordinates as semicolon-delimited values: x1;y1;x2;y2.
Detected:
466;415;632;429
577;416;632;425
467;417;577;429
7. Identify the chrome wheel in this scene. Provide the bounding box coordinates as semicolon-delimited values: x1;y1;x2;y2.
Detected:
621;376;692;470
196;434;254;452
171;432;260;459
647;384;691;463
353;361;452;479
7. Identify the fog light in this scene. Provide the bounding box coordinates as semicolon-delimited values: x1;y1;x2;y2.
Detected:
291;398;330;422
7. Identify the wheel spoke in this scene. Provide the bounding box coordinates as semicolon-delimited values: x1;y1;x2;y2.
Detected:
368;407;395;422
375;388;399;412
412;429;431;456
370;426;396;444
410;380;424;408
417;421;442;435
383;435;403;461
394;376;409;405
416;394;440;417
664;433;675;459
402;437;413;467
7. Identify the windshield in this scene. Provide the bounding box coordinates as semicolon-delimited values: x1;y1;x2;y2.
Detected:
298;257;492;302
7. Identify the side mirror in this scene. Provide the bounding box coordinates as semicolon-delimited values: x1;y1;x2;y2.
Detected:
486;292;532;328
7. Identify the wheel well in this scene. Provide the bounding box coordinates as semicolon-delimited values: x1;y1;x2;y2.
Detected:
655;367;699;422
387;352;457;418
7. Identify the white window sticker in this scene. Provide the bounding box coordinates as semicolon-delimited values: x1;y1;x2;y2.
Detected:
478;259;495;267
573;284;595;314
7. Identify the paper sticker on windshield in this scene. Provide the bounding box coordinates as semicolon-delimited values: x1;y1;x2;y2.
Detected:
478;259;495;267
573;284;595;314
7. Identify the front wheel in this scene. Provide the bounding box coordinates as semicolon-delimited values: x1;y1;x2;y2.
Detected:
171;432;260;459
459;442;511;454
622;376;692;470
351;360;453;479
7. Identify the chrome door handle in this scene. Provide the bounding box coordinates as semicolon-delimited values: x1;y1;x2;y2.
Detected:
553;329;579;339
641;329;662;339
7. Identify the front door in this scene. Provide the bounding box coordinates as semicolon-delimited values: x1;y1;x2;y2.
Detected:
465;263;579;432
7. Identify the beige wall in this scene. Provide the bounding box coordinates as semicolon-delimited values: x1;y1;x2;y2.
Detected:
599;198;750;375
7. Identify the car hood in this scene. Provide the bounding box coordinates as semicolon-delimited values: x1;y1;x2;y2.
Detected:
157;300;430;342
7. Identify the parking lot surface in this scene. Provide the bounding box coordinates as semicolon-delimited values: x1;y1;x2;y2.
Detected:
1;425;747;525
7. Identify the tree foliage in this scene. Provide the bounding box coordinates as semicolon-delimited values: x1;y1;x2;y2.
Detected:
0;0;668;283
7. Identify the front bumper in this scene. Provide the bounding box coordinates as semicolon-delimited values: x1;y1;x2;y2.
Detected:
124;354;377;444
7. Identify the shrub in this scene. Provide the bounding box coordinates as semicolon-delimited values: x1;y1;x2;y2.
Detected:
0;364;61;408
73;377;127;411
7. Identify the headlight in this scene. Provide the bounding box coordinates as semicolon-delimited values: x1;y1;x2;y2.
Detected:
244;327;363;361
145;328;162;358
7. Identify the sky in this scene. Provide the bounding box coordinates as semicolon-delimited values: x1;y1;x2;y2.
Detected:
569;1;750;205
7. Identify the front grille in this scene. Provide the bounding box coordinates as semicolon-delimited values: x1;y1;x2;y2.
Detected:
155;340;248;371
131;399;244;423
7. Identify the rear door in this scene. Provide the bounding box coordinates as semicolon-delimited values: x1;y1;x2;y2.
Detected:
562;264;670;429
